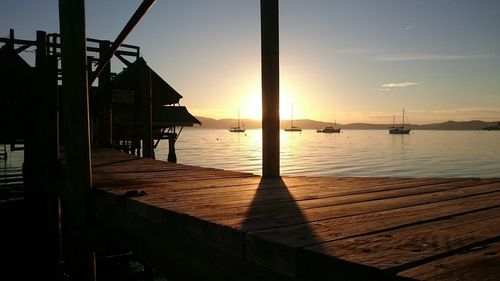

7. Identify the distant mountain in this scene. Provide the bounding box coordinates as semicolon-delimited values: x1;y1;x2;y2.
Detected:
416;120;499;130
193;117;500;131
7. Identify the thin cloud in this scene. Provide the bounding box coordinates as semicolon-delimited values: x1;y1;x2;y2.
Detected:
375;53;490;62
381;82;418;88
338;48;377;54
404;25;412;31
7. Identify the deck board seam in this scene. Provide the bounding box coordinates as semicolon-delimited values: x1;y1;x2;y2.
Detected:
240;188;500;232
286;203;500;251
389;235;500;274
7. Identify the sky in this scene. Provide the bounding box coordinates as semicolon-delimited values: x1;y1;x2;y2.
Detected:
1;0;500;124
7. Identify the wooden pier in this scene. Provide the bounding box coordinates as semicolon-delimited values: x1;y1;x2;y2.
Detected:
91;149;500;281
3;1;498;280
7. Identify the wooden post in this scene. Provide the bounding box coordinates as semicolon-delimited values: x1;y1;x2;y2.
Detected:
8;28;15;51
141;61;154;158
58;0;96;280
167;136;177;163
97;40;112;146
37;30;61;279
21;30;60;280
261;0;280;178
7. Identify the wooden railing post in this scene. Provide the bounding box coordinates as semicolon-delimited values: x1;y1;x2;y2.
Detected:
261;0;280;178
141;61;154;159
58;0;96;280
97;40;112;146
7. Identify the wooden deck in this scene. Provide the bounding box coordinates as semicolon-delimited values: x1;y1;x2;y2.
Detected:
91;149;500;281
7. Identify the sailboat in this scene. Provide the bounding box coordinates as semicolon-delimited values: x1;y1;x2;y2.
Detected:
284;103;302;132
317;119;341;133
229;109;245;133
389;108;411;134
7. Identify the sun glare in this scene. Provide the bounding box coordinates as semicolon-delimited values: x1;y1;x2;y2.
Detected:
239;85;300;121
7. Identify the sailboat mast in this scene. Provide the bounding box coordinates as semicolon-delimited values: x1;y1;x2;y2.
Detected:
291;103;294;128
402;108;405;128
238;108;240;128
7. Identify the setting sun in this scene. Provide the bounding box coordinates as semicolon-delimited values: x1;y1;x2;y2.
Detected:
240;84;303;121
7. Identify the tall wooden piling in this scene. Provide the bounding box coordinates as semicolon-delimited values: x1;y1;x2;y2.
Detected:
261;0;280;178
58;0;96;280
97;41;112;146
21;30;60;280
168;136;177;163
141;62;154;159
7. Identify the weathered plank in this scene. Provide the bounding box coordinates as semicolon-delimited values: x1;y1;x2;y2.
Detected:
90;149;500;280
246;190;500;275
91;189;294;281
144;179;487;214
301;207;500;277
398;240;500;281
215;181;500;230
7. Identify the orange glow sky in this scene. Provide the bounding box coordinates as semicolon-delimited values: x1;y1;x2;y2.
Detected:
2;0;500;124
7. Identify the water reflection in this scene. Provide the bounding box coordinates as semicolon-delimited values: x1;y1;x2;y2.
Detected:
155;129;500;178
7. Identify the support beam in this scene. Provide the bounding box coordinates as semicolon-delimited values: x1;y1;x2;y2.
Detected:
261;0;280;178
167;136;177;163
141;61;154;159
9;28;14;50
97;40;112;146
88;0;157;85
58;0;95;280
22;30;60;280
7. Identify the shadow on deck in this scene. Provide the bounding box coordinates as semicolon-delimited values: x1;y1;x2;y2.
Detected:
91;149;500;281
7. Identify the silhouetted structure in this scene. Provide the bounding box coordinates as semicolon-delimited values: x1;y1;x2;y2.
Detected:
109;57;200;160
0;39;34;149
0;23;198;280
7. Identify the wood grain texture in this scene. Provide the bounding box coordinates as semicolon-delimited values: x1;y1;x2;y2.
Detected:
91;149;500;280
398;240;500;281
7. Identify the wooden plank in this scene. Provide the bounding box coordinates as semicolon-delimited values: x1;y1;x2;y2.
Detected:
143;178;486;213
133;177;434;207
214;181;500;230
398;240;500;281
246;190;500;275
301;207;500;278
90;150;500;280
91;190;294;281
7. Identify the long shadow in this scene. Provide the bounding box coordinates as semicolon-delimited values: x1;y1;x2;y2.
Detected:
240;176;401;280
240;176;323;277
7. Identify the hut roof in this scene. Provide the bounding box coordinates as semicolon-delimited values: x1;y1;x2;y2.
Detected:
111;57;183;106
114;106;200;128
153;106;201;127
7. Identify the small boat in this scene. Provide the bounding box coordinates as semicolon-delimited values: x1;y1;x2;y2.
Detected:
317;120;341;133
284;103;302;132
285;126;302;132
229;126;245;133
317;126;341;133
229;109;245;133
389;109;411;134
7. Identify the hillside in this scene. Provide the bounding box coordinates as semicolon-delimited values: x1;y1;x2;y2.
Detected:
193;117;500;130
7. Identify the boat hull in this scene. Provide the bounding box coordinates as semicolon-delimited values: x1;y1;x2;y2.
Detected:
317;127;341;133
229;127;245;133
389;127;411;134
284;127;302;132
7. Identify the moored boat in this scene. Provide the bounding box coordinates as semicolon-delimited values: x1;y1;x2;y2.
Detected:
317;126;341;133
389;109;411;134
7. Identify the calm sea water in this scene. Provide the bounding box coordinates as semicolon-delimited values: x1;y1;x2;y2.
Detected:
2;130;497;178
155;129;500;178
